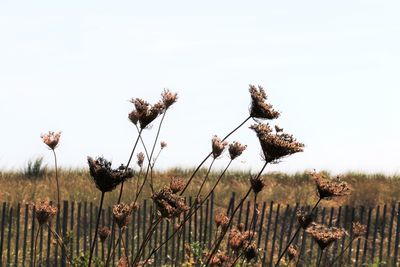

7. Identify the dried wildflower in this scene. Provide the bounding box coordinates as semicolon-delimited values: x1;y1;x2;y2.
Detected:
87;157;133;193
210;252;229;267
34;201;58;226
215;213;230;230
117;256;128;267
228;141;247;160
131;202;139;211
287;245;298;261
244;243;258;262
237;223;245;232
129;98;165;129
137;152;145;168
228;227;255;253
113;203;134;229
296;208;314;229
40;131;61;150
312;172;351;199
249;85;280;120
250;175;265;194
211;135;228;159
161;89;178;109
128;110;140;125
160;141;167;149
352;222;367;239
169;177;185;193
306;223;347;250
98;227;111;243
152;186;189;219
250;123;304;163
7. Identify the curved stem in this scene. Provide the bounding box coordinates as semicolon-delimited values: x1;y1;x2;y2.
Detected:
195;157;215;200
52;149;60;206
33;225;41;267
120;231;130;266
46;224;71;264
329;238;356;267
88;192;105;267
317;249;324;267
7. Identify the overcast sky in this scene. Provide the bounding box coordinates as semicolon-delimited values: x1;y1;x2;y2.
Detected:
1;1;399;174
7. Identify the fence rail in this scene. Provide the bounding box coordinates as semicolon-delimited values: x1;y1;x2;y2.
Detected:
0;194;399;266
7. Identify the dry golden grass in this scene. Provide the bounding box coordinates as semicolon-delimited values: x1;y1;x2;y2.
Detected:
1;168;399;208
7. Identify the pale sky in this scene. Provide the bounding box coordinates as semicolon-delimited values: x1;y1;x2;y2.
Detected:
1;1;399;174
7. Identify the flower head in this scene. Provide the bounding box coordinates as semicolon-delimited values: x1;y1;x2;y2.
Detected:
152;186;189;219
211;135;228;159
352;222;367;239
113;203;134;229
312;172;351;199
161;89;178;109
306;223;347;250
209;252;229;267
296;208;314;229
228;141;247;160
214;213;230;230
250;123;304;163
160;141;167;149
250;175;265;194
87;156;133;193
249;85;280;120
129;98;165;129
244;243;258;262
287;245;298;262
40;131;61;150
98;227;111;243
34;201;58;226
169;177;185;193
137;152;145;168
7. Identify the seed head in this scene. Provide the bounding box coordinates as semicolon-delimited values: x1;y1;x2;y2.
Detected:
169;177;185;193
132;202;140;211
352;222;367;239
296;208;314;229
244;243;258;262
40;131;61;150
312;172;351;199
214;213;230;230
250;175;265;194
152;186;189;219
98;227;111;243
249;85;280;120
117;256;128;267
160;141;167;149
287;245;298;262
113;203;134;229
209;252;229;267
250;123;304;163
211;135;228;159
228;141;247;160
34;201;58;226
129;98;165;129
306;223;347;250
228;227;255;253
136;152;145;168
161;89;178;109
87;156;133;193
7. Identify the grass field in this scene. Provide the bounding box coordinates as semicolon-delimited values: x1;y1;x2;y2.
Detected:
1;168;399;208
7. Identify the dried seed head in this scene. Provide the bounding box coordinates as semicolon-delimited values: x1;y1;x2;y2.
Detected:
160;141;167;149
249;85;280;120
209;252;229;267
228;227;255;253
250;123;304;163
34;201;58;226
250;175;265;194
211;135;228;159
237;223;245;232
117;256;128;267
312;172;351;199
113;203;134;229
137;152;145;168
244;243;258;262
169;177;185;193
128;110;140;125
131;202;139;211
87;156;134;193
174;222;181;232
129;98;165;129
152;186;189;219
306;223;347;250
296;208;314;229
40;131;61;150
214;213;230;230
161;89;178;109
287;245;298;262
98;227;111;243
352;222;367;239
228;141;247;160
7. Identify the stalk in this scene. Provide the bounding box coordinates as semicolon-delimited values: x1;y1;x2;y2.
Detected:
52;149;60;207
88;192;105;267
33;225;42;267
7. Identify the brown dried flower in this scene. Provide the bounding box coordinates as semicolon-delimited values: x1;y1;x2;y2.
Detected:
132;202;139;211
296;208;314;229
250;123;304;163
214;213;230;230
113;203;134;229
169;177;185;193
137;152;145;168
161;89;178;109
40;131;61;150
306;223;347;250
249;85;280;120
244;243;258;262
87;156;133;193
129;98;165;129
228;227;255;253
160;141;167;149
211;135;228;159
98;226;111;243
117;256;128;267
352;222;367;239
152;186;189;219
34;201;58;226
209;252;229;267
228;141;247;160
250;175;265;194
312;172;351;199
287;245;298;261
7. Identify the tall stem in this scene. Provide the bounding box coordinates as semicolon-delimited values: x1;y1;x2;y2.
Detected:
88;192;105;267
317;249;324;267
33;225;42;267
329;238;356;267
52;149;60;206
275;197;322;267
195;158;215;200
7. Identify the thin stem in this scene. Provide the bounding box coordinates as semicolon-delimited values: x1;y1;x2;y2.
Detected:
52;149;60;206
46;224;71;263
132;219;162;266
33;225;41;267
120;231;130;266
88;191;105;267
275;197;322;267
329;238;356;267
195;158;215;200
317;249;324;267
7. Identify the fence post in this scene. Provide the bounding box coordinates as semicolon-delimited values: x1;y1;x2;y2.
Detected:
393;202;400;266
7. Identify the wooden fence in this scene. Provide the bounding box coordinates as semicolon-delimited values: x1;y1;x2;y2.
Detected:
0;193;399;266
